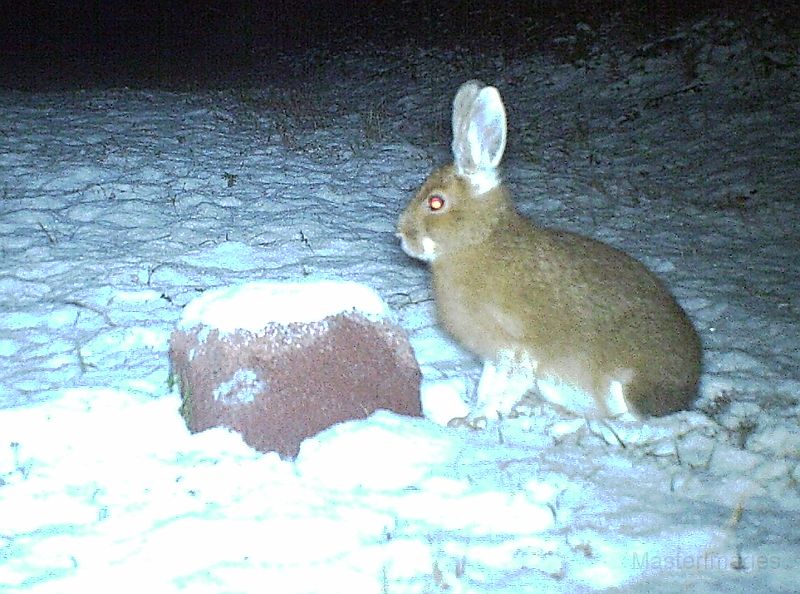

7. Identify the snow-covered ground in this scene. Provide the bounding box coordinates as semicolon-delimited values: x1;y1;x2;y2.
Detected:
2;7;799;593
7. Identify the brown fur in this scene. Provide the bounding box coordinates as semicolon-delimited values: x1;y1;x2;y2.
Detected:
398;164;702;417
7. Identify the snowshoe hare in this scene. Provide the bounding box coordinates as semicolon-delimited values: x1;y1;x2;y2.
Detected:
397;80;701;421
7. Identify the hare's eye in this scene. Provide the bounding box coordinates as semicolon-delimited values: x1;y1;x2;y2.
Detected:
428;194;445;211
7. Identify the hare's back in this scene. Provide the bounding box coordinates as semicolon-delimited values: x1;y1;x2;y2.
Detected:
486;224;695;354
523;228;680;311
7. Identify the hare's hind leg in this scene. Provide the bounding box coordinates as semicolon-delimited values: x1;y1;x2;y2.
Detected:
473;349;537;420
624;375;698;417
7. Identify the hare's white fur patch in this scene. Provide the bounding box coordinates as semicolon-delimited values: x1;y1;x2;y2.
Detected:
536;376;598;416
397;234;437;262
464;168;501;195
474;349;537;419
537;376;633;419
419;237;438;261
606;380;631;418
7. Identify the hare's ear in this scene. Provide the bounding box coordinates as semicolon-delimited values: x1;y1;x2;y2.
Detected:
452;80;484;152
451;84;507;184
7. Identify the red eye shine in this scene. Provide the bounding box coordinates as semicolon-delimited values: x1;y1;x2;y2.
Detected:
428;194;445;211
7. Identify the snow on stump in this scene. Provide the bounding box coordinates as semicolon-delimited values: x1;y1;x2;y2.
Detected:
168;280;422;459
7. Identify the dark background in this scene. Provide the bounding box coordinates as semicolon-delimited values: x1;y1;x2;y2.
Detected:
0;1;753;90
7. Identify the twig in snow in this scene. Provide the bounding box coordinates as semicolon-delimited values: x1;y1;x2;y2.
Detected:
643;81;705;109
37;222;57;244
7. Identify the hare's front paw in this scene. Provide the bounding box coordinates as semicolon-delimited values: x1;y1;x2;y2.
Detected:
471;351;537;423
447;415;485;430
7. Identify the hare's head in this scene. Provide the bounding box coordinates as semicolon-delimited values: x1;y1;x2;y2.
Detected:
397;81;515;263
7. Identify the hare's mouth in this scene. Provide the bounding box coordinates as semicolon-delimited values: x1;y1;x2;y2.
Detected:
396;232;437;263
